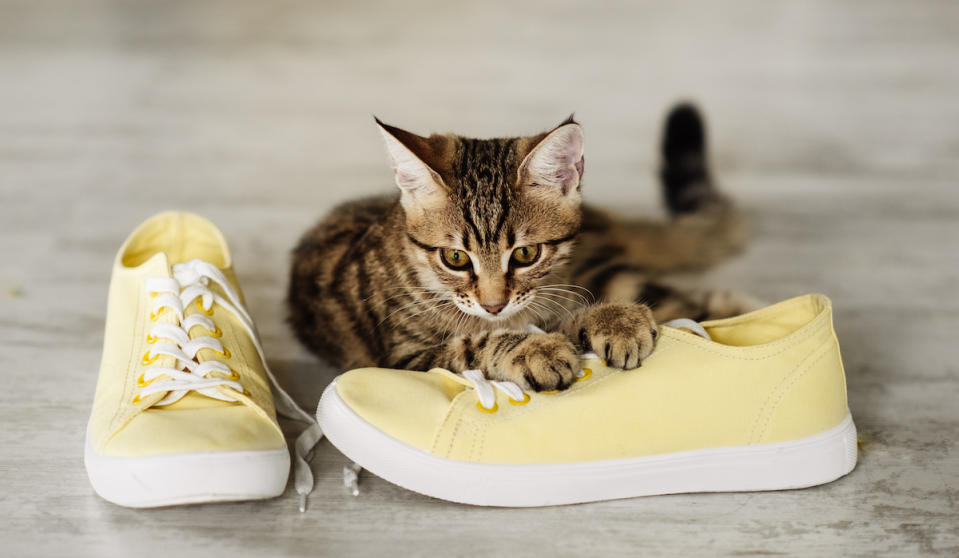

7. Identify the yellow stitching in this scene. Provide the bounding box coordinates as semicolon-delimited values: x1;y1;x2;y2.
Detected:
468;421;480;461
747;341;827;442
444;418;464;458
430;391;469;453
476;419;488;461
109;288;144;432
751;346;834;443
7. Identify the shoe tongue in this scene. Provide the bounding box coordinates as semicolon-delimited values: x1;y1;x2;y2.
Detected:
162;392;239;411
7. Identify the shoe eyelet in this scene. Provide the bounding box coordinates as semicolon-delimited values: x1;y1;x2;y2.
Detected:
131;394;144;404
476;401;498;413
242;388;251;396
197;300;215;316
141;350;158;365
509;393;531;405
149;292;158;298
576;367;593;382
209;326;222;338
136;373;154;388
215;347;231;359
150;311;160;321
146;334;158;344
541;390;559;395
225;368;240;381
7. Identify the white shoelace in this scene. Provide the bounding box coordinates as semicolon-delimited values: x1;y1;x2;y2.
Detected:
465;319;711;410
142;259;323;512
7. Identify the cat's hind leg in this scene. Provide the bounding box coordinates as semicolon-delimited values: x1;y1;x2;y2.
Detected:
574;264;761;322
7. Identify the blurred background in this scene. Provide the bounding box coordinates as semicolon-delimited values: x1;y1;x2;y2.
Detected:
2;0;958;556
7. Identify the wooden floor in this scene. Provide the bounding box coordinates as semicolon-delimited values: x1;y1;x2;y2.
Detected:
2;0;958;555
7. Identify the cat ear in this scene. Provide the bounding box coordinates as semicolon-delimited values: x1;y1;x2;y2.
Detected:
375;118;448;210
519;119;585;198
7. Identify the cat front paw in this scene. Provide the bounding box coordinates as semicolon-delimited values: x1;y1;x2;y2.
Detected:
579;302;658;369
492;333;580;391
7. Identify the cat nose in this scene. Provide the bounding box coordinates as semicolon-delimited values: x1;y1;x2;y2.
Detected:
481;302;507;315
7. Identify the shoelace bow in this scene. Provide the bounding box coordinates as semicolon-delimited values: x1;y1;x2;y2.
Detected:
464;319;711;410
141;259;323;512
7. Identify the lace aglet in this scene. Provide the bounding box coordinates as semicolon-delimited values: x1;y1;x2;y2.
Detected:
298;493;308;513
343;462;362;497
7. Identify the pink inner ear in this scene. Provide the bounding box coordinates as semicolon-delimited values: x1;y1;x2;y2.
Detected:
551;166;577;195
395;169;421;191
526;125;584;195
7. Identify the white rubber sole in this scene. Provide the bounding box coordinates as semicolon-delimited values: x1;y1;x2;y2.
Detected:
84;428;290;508
317;381;858;507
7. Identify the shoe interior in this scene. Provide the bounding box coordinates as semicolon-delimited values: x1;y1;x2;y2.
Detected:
121;212;230;268
703;294;827;348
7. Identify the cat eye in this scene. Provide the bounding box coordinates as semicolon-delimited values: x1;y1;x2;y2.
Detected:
441;248;472;270
510;244;541;266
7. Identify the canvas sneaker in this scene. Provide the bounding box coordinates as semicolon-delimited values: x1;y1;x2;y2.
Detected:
85;211;321;509
317;293;857;507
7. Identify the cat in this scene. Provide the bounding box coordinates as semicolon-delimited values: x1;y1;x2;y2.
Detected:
287;103;756;391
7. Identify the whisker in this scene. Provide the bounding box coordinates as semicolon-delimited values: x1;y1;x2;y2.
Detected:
539;283;595;302
377;296;449;326
537;286;592;306
443;308;471;341
537;290;589;309
437;307;459;341
369;287;445;305
392;301;455;330
382;295;450;323
383;285;446;291
535;296;574;322
536;291;587;310
528;300;561;325
525;304;548;327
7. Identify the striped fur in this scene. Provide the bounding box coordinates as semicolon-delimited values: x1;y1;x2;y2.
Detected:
288;104;756;390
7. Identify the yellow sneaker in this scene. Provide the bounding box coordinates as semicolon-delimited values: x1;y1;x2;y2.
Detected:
317;294;857;506
85;212;320;509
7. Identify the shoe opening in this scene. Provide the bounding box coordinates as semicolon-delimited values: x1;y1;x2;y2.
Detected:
703;294;828;347
121;212;230;268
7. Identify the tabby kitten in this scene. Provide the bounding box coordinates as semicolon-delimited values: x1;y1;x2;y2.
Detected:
288;104;753;391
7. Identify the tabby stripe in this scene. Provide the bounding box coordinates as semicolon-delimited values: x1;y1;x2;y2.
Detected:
409;346;442;370
493;333;525;358
461;337;475;369
463;202;484;248
543;229;580;245
572;244;624;276
474;332;489;353
393;322;436;346
355;253;384;349
636;282;672;308
329;245;381;356
392;352;421;370
407;234;436;251
492;175;510;239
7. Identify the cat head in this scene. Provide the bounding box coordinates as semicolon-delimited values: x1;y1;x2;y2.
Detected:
377;117;584;322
